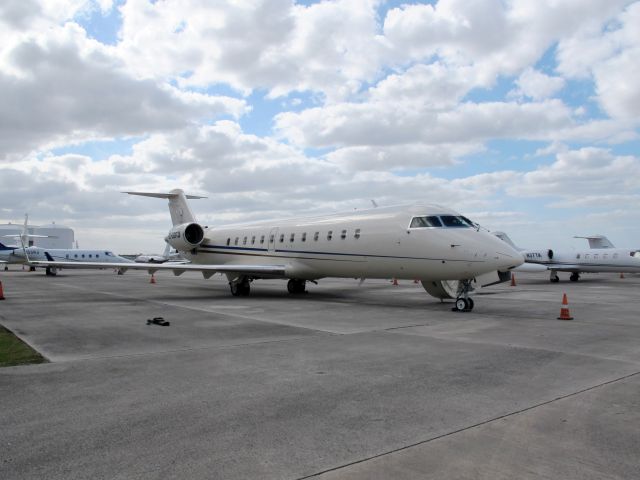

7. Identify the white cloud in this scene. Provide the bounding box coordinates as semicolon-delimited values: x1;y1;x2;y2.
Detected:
512;68;565;100
0;22;246;160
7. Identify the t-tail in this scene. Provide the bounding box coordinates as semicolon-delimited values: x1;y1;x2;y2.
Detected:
123;189;208;253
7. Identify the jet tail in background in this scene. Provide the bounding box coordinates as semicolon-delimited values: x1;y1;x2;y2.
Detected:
493;231;522;251
123;189;206;226
574;235;615;249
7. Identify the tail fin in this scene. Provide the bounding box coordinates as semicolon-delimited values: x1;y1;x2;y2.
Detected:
124;189;206;226
493;231;523;251
0;241;14;250
574;235;615;249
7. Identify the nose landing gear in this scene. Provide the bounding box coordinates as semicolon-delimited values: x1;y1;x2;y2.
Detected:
452;279;475;312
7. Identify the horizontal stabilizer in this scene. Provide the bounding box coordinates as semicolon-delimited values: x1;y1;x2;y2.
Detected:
123;191;206;199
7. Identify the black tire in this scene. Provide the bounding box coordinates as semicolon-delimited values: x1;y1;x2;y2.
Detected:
551;276;560;283
287;279;306;294
230;283;242;296
467;298;474;311
454;298;468;311
570;273;580;282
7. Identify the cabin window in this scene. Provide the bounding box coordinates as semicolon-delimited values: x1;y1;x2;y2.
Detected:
66;254;69;259
613;253;619;259
576;254;580;259
327;230;333;241
89;254;92;258
96;254;99;258
243;236;247;245
81;254;85;258
594;254;599;260
341;229;347;239
251;236;256;245
314;232;319;241
301;232;307;242
260;235;265;244
279;234;284;243
440;216;471;228
226;238;230;246
270;234;275;243
289;233;295;242
234;237;239;246
74;254;78;258
354;228;361;239
410;216;443;228
585;254;590;259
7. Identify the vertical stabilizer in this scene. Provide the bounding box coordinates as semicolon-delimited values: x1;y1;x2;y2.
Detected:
124;189;207;226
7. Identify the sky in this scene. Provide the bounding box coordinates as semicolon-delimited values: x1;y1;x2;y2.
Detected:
1;0;639;254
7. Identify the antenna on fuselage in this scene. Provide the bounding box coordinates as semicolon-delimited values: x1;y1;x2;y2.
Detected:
371;200;378;208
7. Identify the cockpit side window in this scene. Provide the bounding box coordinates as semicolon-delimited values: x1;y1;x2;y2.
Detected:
440;215;471;228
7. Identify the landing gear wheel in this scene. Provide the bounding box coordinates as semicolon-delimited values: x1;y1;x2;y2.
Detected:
453;297;469;312
570;273;580;282
230;280;251;296
287;279;306;294
550;275;560;283
45;267;57;276
467;298;474;311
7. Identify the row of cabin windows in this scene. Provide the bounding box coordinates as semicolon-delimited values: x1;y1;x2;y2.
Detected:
226;229;362;247
64;251;115;259
576;252;630;260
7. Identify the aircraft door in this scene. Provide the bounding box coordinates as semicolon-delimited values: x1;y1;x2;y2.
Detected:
268;227;278;253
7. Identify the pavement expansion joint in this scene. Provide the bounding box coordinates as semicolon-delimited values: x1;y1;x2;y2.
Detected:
296;370;640;480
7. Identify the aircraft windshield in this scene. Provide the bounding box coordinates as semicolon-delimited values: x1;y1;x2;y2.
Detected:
409;216;443;228
440;216;472;228
409;215;472;229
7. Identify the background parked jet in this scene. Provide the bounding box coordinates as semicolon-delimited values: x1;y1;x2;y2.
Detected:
134;242;186;263
0;241;133;275
30;189;522;311
494;231;640;282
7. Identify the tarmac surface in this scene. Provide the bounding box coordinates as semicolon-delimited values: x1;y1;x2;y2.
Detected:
1;268;639;479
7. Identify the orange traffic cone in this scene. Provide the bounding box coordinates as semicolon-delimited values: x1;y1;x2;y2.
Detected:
0;281;5;300
510;273;517;287
150;274;156;284
557;293;573;320
620;272;625;279
392;278;399;286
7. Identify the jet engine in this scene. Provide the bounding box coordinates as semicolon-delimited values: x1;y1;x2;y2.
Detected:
165;222;205;251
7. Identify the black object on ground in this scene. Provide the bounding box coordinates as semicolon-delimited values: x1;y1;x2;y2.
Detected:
146;317;170;326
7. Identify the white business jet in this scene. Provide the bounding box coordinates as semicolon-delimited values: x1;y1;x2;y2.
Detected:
494;232;640;282
30;189;522;311
1;215;133;275
134;242;186;263
0;241;133;275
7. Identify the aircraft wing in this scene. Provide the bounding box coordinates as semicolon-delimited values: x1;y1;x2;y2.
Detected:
27;259;287;278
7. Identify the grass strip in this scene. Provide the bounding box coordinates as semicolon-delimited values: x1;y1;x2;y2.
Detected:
0;325;47;367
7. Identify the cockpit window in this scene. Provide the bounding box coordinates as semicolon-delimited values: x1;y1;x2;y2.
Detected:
440;215;472;228
410;216;443;228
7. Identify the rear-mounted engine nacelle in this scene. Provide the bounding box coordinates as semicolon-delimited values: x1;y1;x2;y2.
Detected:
165;222;204;251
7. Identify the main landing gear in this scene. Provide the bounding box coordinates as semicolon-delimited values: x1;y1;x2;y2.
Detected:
550;271;560;283
45;267;57;276
570;272;580;282
229;277;251;296
287;279;307;294
452;279;474;312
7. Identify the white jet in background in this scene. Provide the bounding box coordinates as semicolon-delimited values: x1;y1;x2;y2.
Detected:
494;232;640;282
32;189;523;311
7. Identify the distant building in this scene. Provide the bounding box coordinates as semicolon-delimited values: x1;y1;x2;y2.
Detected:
0;222;74;249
